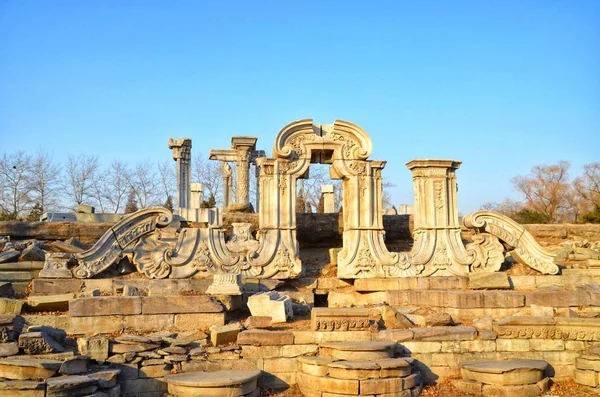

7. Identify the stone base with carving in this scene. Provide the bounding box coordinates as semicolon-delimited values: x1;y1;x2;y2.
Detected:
39;253;73;279
206;273;243;296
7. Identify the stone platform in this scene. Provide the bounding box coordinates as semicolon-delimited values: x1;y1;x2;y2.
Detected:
165;369;261;397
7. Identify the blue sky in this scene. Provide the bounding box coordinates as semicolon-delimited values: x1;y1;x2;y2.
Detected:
1;1;598;212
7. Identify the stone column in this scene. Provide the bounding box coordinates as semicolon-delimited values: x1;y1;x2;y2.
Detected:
221;162;232;208
231;137;258;206
168;138;192;210
190;183;204;209
321;184;335;213
255;164;260;209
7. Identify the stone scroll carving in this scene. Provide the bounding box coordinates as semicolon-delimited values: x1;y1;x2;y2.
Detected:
72;207;173;278
462;210;560;275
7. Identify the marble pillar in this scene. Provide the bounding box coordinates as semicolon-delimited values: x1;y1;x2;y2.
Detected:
168;138;192;210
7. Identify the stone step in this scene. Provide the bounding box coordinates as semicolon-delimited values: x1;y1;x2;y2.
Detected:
319;341;396;361
327;358;411;380
165;369;261;397
460;359;548;386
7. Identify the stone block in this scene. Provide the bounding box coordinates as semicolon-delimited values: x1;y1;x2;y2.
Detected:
139;364;172;378
237;330;294;346
311;307;372;331
470;272;511;290
120;378;166;395
32;279;82;295
381;306;413;329
0;299;23;315
123;314;174;332
361;377;404;394
59;356;89;375
0;342;19;357
19;245;45;262
576;356;600;371
293;331;373;344
374;329;414;342
67;315;123;334
281;344;318;357
18;331;64;354
413;326;477;341
173;313;225;330
452;379;482;395
0;358;62;380
481;383;545;397
247;291;293;323
526;290;590;307
141;296;223;314
0;271;35;282
263;358;298;373
87;369;119;388
69;297;141;317
496;339;530;352
575;369;598;387
530;339;565;351
354;278;400;291
243;316;271;329
0;250;20;264
297;372;359;394
211;323;243;346
26;294;72;312
399;341;441;354
206;273;243;296
445;291;484;308
483;291;525;308
0;379;46;397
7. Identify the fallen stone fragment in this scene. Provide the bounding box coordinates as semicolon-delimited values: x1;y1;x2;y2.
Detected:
110;342;159;354
87;369;120;388
46;374;98;397
0;357;63;380
0;298;24;315
425;312;454;327
0;342;19;357
26;294;72;312
0;282;15;297
77;336;109;363
211;323;243;346
243;316;271;329
114;334;152;344
381;306;414;329
19;245;45;262
18;331;65;354
247;291;293;323
0;250;20;264
59;355;90;375
0;379;46;397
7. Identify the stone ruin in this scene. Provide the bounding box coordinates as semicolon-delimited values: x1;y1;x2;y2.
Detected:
0;118;599;396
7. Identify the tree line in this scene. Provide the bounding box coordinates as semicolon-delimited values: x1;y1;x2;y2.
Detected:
0;150;229;221
482;161;600;224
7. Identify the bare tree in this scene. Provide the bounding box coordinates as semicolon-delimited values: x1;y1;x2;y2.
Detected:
193;154;223;205
128;160;160;209
512;161;572;222
0;151;33;219
29;150;62;213
157;160;176;205
574;163;600;208
104;160;131;213
64;154;99;207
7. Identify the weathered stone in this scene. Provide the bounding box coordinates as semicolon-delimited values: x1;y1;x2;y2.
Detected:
46;374;97;397
297;371;359;395
247;291;293;323
237;330;294;346
526;290;590;307
19;245;45;262
0;281;15;297
77;336;109;363
320;341;395;361
374;329;414;342
18;331;64;354
483;291;525;308
0;342;19;357
211;323;243;346
0;358;62;380
32;279;83;295
452;378;483;395
496;339;530;352
206;273;243;296
139;364;173;378
576;356;600;371
381;306;414;329
0;380;45;397
115;334;152;344
311;307;372;331
469;272;511;289
122;285;144;296
39;253;73;279
110;342;159;354
574;369;598;387
87;369;119;388
59;355;89;375
166;369;261;396
460;359;547;385
0;250;20;264
69;297;141;317
0;298;23;315
243;316;271;329
297;356;332;376
141;295;223;314
481;383;542;397
473;316;493;331
413;326;477;341
52;240;84;254
425;312;454;327
26;294;72;312
27;325;66;343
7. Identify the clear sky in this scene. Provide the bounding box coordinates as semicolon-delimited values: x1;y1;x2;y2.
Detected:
1;1;598;213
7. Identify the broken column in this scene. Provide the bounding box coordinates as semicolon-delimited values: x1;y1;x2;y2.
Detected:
190;183;204;209
168;137;192;210
321;184;335;213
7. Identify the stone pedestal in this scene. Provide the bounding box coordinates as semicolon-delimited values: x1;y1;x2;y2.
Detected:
39;254;73;279
226;223;259;253
206;273;243;296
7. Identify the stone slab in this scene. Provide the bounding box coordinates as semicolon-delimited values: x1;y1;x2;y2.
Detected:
469;272;511;290
69;297;141;317
237;330;294;346
461;359;547;386
141;296;223;314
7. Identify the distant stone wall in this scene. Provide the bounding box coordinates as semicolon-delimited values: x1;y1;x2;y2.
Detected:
1;216;599;247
